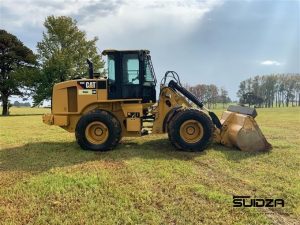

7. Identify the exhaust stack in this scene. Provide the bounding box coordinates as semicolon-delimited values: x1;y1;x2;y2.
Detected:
87;59;94;79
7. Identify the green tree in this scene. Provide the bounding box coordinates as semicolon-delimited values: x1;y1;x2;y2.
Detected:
219;87;229;108
0;30;37;116
237;80;246;102
34;15;104;105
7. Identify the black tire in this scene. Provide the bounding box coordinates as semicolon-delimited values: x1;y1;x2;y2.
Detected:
168;109;213;152
75;110;121;151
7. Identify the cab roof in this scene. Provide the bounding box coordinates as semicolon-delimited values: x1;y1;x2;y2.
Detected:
102;49;150;55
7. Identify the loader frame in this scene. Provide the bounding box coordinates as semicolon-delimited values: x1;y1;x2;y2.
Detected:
43;49;271;152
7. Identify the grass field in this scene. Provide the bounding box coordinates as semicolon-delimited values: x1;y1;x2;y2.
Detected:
0;107;299;225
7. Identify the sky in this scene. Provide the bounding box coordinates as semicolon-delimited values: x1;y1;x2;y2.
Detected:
0;0;299;102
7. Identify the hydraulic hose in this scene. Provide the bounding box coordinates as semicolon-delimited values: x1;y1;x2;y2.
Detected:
168;80;204;108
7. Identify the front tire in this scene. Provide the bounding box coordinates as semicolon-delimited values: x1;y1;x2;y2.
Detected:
168;109;213;152
75;110;121;151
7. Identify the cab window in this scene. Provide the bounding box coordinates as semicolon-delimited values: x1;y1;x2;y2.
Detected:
108;55;115;83
122;54;139;84
144;60;155;86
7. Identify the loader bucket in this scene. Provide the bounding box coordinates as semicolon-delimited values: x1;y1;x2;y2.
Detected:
218;106;271;152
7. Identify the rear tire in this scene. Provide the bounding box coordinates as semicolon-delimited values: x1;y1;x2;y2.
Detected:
168;109;213;152
75;110;121;151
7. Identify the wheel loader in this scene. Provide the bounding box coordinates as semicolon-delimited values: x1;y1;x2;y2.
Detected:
43;49;271;152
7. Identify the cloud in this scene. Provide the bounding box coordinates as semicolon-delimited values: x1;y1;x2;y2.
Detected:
0;0;222;31
78;0;224;54
0;0;110;28
0;0;223;49
260;60;282;66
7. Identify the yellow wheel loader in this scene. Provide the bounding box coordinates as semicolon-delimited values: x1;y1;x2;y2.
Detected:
43;49;271;152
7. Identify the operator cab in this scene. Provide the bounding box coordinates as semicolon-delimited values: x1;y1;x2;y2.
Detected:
102;49;156;103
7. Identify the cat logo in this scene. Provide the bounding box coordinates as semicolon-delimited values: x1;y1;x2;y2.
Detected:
78;81;97;89
85;82;96;89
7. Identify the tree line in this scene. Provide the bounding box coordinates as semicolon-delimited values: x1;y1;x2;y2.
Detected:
13;101;31;107
237;74;300;107
185;83;231;108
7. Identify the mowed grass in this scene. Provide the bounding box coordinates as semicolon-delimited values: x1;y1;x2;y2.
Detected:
0;107;299;225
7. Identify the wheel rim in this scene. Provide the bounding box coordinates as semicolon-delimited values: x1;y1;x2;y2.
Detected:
179;119;204;144
85;121;109;144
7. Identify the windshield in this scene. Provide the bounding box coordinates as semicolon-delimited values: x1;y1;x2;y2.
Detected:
122;54;140;84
